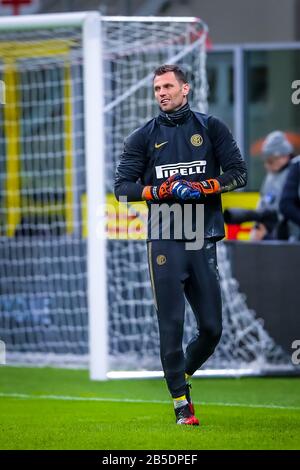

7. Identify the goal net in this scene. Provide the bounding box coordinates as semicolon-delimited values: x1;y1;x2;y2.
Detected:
0;13;290;376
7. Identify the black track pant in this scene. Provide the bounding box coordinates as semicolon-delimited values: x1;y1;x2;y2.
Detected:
147;239;222;398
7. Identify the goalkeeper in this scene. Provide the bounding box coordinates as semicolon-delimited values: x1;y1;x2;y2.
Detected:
114;64;247;426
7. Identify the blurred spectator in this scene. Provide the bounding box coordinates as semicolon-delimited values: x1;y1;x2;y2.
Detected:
250;130;294;240
279;155;300;241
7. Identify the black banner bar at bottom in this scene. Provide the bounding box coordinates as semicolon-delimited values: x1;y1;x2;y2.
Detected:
0;449;298;465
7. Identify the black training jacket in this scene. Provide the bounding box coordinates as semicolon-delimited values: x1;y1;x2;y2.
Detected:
114;109;247;241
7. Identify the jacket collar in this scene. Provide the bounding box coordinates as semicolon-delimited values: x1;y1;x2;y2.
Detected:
157;102;192;126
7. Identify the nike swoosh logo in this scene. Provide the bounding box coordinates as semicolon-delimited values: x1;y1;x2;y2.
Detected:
155;141;168;149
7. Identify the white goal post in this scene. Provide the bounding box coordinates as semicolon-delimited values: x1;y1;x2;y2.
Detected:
0;12;291;379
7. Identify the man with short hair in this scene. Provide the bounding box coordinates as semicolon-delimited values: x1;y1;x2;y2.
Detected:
115;64;247;425
251;130;293;240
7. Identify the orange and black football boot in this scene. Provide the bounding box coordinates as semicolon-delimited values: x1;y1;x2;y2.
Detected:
175;403;199;426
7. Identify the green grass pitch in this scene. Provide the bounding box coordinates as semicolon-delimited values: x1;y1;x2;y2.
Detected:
0;366;300;450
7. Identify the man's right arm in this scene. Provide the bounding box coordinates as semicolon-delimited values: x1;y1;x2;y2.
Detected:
114;129;191;202
114;129;148;202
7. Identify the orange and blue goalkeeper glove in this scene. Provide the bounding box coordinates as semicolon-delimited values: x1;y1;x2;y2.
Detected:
186;179;221;196
171;180;202;200
142;176;221;201
142;174;183;201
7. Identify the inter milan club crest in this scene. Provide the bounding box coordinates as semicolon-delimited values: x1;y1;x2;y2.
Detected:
190;134;203;147
156;255;167;266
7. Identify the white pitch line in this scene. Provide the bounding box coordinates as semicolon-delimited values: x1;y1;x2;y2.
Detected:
0;392;300;411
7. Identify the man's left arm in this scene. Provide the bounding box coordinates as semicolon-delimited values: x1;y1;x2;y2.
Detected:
185;116;247;197
207;115;247;194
